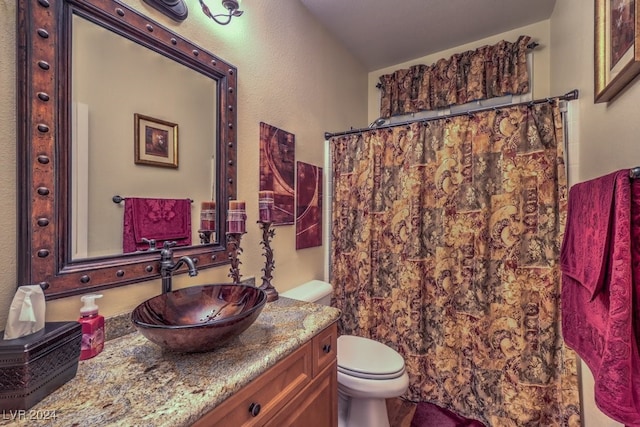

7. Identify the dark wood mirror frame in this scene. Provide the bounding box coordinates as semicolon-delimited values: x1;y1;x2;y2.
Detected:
17;0;238;299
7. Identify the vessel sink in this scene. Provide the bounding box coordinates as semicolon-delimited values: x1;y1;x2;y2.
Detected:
131;284;267;353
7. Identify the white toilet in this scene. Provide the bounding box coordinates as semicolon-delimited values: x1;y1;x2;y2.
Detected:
281;280;409;427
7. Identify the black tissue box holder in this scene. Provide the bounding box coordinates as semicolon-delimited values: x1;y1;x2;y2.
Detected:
0;321;82;410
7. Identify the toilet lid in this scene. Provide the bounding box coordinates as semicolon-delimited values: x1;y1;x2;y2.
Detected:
337;335;405;379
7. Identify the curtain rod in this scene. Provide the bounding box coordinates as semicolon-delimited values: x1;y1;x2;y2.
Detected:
324;89;579;140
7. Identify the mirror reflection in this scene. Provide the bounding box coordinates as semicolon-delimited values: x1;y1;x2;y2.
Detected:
18;0;236;298
71;15;218;260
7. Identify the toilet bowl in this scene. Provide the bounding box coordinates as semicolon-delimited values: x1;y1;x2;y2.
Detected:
281;281;409;427
336;335;409;427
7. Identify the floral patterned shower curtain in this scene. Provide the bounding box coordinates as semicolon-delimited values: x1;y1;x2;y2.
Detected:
330;101;581;426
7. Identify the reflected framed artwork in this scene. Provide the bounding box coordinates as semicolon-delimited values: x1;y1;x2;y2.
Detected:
134;113;179;168
595;0;640;103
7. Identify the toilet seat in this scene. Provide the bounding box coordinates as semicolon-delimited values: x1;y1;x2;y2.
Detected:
337;335;405;380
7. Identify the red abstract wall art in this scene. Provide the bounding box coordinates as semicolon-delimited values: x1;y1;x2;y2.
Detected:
296;161;322;250
259;122;295;225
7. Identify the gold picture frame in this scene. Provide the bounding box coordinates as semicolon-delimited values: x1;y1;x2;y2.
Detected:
595;0;640;103
134;113;179;168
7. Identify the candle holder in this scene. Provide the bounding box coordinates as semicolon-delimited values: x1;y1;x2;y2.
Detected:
226;232;245;284
258;221;278;302
198;229;214;244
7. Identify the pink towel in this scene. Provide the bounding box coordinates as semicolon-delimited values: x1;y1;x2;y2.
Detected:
561;170;640;426
123;198;192;253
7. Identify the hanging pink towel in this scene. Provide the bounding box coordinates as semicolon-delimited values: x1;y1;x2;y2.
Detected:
561;170;640;426
123;197;192;253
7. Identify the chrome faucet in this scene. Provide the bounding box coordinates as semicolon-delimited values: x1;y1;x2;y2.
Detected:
159;241;198;294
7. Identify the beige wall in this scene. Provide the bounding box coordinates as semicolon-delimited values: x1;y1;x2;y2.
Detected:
0;1;367;324
551;0;640;182
367;21;552;123
0;1;16;327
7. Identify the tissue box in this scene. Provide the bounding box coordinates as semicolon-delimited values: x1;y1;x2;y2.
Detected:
0;321;81;410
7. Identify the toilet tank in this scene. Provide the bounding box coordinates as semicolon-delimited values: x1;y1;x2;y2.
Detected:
281;280;333;306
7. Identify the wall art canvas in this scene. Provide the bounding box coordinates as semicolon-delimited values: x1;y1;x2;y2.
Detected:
259;122;295;225
295;161;322;250
595;0;640;102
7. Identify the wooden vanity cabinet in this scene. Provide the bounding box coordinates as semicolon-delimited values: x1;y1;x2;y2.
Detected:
194;322;337;427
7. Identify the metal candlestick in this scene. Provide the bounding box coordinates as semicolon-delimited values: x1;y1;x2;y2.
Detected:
226;232;245;284
258;221;278;302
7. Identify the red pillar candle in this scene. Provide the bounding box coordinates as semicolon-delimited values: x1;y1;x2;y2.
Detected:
258;190;274;222
227;200;246;233
200;201;216;231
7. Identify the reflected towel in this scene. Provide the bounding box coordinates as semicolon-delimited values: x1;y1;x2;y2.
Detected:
561;170;640;426
123;197;192;253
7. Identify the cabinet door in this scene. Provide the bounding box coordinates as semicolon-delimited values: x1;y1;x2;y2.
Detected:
266;360;337;427
312;323;337;377
193;344;312;427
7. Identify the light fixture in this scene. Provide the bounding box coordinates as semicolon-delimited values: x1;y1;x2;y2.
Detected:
143;0;188;21
199;0;244;25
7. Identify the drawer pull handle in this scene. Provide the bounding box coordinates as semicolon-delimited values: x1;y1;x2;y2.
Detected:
322;344;331;353
248;402;261;417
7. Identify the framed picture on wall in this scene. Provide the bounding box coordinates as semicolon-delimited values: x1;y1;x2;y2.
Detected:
134;113;179;168
595;0;640;103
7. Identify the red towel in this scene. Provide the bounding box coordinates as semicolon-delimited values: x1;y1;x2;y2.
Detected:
561;170;640;426
410;401;486;427
123;198;192;253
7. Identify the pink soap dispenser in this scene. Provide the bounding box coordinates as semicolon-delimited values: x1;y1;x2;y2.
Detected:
78;294;105;360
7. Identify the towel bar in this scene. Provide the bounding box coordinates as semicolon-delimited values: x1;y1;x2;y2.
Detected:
629;167;640;179
112;195;193;204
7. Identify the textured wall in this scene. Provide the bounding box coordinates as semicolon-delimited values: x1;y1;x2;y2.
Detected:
552;0;640;183
0;0;17;327
0;0;367;324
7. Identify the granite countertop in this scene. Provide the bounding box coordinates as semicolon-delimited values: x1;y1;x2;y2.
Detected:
1;297;340;427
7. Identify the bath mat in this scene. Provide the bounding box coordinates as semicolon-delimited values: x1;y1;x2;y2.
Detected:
410;402;486;427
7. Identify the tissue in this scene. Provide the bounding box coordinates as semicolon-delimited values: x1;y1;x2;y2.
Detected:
3;285;45;340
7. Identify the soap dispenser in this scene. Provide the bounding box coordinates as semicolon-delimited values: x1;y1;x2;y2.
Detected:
78;294;105;360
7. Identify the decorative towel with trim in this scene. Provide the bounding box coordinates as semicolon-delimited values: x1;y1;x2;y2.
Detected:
561;170;640;426
123;197;192;253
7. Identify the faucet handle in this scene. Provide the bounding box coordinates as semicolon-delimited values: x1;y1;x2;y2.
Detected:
141;238;157;251
162;241;177;249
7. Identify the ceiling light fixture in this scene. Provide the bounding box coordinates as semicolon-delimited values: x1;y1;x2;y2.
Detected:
199;0;244;25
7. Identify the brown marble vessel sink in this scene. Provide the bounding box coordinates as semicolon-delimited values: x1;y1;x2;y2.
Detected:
131;284;267;352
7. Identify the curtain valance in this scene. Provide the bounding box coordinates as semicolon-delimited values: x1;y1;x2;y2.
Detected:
378;35;532;118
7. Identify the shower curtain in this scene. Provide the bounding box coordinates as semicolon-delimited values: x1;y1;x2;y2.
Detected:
330;101;581;426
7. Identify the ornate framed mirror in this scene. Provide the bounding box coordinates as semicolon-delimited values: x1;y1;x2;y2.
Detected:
17;0;238;299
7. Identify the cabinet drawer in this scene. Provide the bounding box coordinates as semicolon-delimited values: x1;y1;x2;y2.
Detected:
194;343;312;427
312;323;337;377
